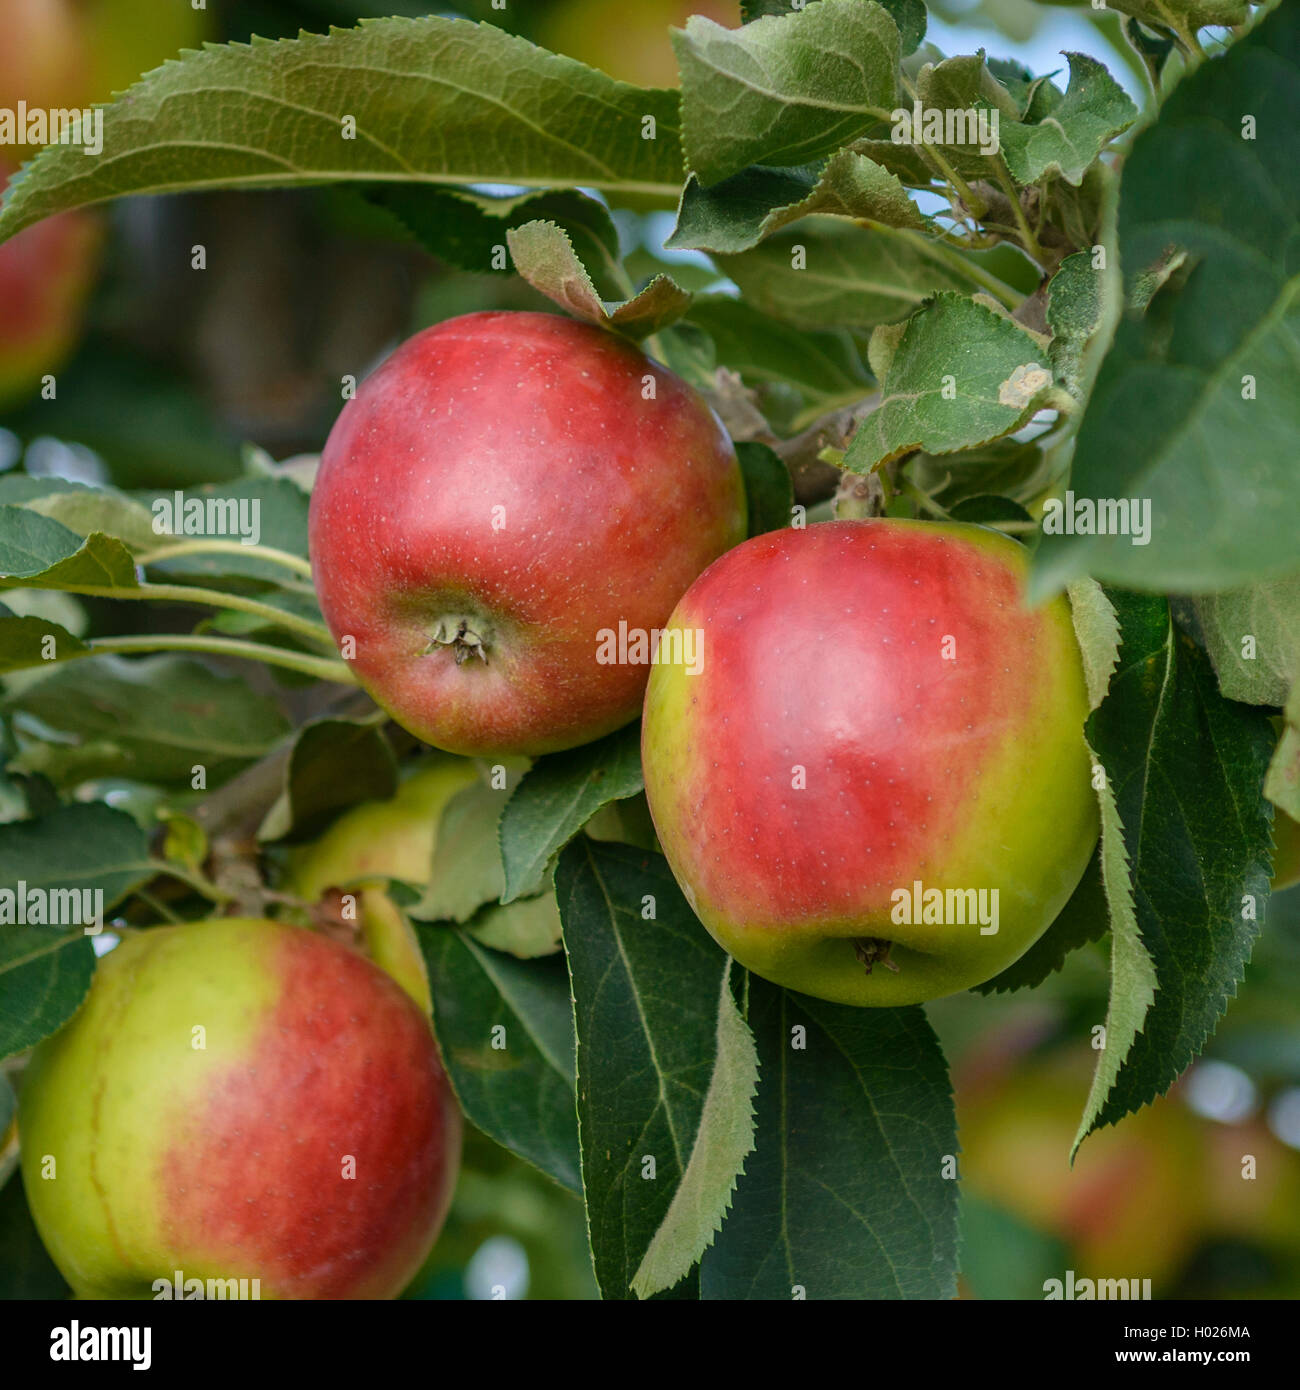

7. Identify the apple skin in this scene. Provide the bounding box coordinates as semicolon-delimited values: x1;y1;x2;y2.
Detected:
641;519;1099;1006
309;311;746;757
19;919;461;1300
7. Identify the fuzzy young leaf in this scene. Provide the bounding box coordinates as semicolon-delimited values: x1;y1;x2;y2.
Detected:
507;221;691;337
1047;251;1107;400
365;185;623;297
673;0;902;187
413;782;509;924
670;150;927;256
844;292;1057;472
1192;576;1300;709
999;53;1137;188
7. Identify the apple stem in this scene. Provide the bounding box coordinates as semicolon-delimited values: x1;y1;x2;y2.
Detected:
853;937;901;975
427;616;490;665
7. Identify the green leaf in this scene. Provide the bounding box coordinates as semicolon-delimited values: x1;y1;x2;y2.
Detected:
465;890;564;959
0;18;684;244
685;295;873;405
672;0;902;187
1076;592;1275;1147
1068;575;1123;710
0;1178;71;1298
0;926;97;1059
907;436;1051;511
973;848;1109;994
1032;4;1300;595
257;718;398;844
4;656;290;791
507;221;691;338
670;150;927;256
999;53;1137;188
419;925;581;1193
412;781;509;923
736;441;794;537
1191;575;1300;708
557;838;758;1300
700;979;959;1299
844;292;1056;472
0;803;154;1056
0;508;136;592
715;222;970;332
1103;0;1250;35
631;959;758;1299
0;609;90;673
499;724;644;903
138;476;313;586
365;185;624;298
0;477;158;552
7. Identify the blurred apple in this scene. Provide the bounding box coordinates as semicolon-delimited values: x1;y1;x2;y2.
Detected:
0;165;100;411
79;0;211;101
538;0;740;87
0;0;90;144
957;1049;1206;1287
1272;805;1300;891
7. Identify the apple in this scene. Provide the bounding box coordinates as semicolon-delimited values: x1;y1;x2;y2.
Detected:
281;756;479;1008
0;166;100;411
957;1048;1205;1285
19;918;461;1299
641;518;1099;1006
282;755;479;901
77;0;211;104
0;0;89;134
309;310;746;757
536;0;739;87
1272;805;1300;892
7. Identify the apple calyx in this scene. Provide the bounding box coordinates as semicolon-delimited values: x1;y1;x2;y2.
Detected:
427;615;491;666
853;937;900;975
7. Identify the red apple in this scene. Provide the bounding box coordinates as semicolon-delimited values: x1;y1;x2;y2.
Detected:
19;919;461;1299
309;310;746;756
0;1;89;130
641;519;1099;1005
0;166;100;409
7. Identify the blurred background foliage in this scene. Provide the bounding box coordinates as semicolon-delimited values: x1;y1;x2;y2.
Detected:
1;0;1291;1300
